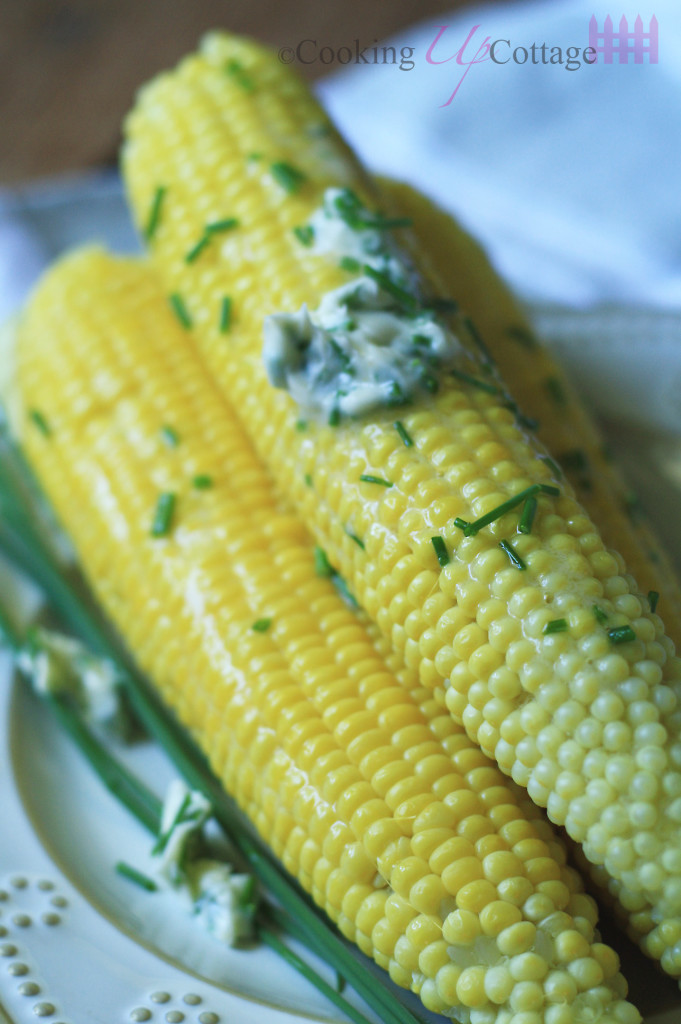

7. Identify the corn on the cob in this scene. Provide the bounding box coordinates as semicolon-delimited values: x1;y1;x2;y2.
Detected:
378;179;681;648
122;32;681;982
13;247;640;1024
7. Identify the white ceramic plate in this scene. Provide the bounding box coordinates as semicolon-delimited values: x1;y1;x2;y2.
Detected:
1;173;681;1024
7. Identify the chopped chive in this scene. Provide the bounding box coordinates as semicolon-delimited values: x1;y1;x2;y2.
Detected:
607;625;636;645
144;185;166;241
328;408;341;427
346;529;365;550
543;618;568;635
362;265;419;312
517;496;538;535
359;474;393;488
539;454;562;479
304;473;313;488
219;296;232;334
499;539;526;570
193;475;213;490
169;293;192;329
394;421;413;448
252;618;272;632
648;590;660;613
464;316;494;366
207;217;239;234
332;573;359;609
314;546;334;578
431;536;450;567
185;233;211;264
539;483;560;497
592;604;608;624
560;449;589;473
247;152;263;161
150;492;176;538
295;419;308;432
386;381;408;407
160;425;179;448
270;161;306;194
412;334;430;348
507;324;538;350
29;409;51;437
293;225;314;247
420;374;439;394
115;861;157;892
450;368;499;395
225;58;255;92
339;256;360;273
460;483;559;537
545;376;567;405
503;398;538;431
453;518;470;532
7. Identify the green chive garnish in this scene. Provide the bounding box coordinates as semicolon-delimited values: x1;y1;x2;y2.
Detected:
185;234;211;264
545;376;567;404
193;475;213;490
593;605;608;624
394;421;413;447
150;492;176;538
219;296;232;334
271;161;306;194
363;265;418;312
357;215;413;231
29;410;51;437
538;454;562;479
453;518;470;531
226;58;255;92
169;293;192;329
455;483;558;537
464;316;494;366
293;225;314;247
507;325;538;350
207;217;239;234
607;625;636;645
340;256;360;273
499;539;526;570
296;419;308;432
116;861;157;892
431;536;449;567
304;473;313;488
252;618;272;632
328;408;341;427
359;474;393;488
517;496;538;535
648;590;660;613
145;185;166;241
450;368;499;395
160;425;179;448
314;546;334;578
346;529;365;550
420;374;439;394
543;618;568;635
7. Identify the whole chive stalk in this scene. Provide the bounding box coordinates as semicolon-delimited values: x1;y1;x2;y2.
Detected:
193;475;213;490
252;618;272;633
543;618;568;635
359;474;393;488
431;536;449;567
219;296;232;334
450;368;499;395
270;161;306;194
150;493;176;538
649;590;660;613
145;185;166;241
29;410;51;437
314;546;334;578
293;225;314;247
394;421;413;448
362;265;418;313
517;496;538;535
169;293;192;329
607;625;636;645
160;425;180;448
116;861;158;892
499;538;526;570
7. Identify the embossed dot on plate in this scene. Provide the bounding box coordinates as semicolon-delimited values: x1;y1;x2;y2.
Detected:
165;1012;184;1023
183;994;201;1006
9;962;29;976
19;982;40;996
41;913;61;926
37;880;54;892
198;1014;219;1024
13;914;31;928
50;896;67;909
33;1002;55;1017
150;991;171;1004
0;943;17;956
130;1010;151;1022
0;926;6;937
11;877;28;889
0;890;7;901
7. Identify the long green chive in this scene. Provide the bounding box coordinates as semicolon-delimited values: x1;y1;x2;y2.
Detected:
207;217;239;234
225;58;255;92
192;475;213;490
29;410;51;437
649;590;660;613
252;618;272;633
499;539;526;570
456;483;559;537
359;474;392;488
314;546;334;578
593;605;608;624
219;296;232;334
394;421;413;447
362;265;418;312
607;625;636;645
538;454;562;479
543;618;568;635
150;493;176;538
185;234;211;264
169;293;192;329
464;316;494;366
340;256;360;273
450;368;499;395
545;376;567;404
271;161;306;194
115;861;157;892
293;225;314;247
517;496;538;535
431;536;449;567
507;324;538;350
145;185;166;241
346;529;365;550
160;425;179;448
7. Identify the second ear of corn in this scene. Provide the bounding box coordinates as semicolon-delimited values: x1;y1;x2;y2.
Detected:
13;248;640;1024
121;31;681;982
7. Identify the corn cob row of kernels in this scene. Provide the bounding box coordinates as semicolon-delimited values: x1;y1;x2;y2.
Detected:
13;246;639;1023
121;32;681;981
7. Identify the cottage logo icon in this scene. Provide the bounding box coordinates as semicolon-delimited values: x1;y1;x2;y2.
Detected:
588;14;659;63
